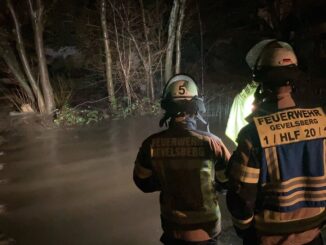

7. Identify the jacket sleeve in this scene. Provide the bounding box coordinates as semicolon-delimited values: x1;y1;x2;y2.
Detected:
209;136;231;192
226;129;260;238
133;138;161;193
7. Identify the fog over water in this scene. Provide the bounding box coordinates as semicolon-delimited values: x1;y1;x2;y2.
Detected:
0;116;240;245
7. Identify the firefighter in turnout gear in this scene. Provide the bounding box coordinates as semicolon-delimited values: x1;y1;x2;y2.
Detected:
133;74;230;245
226;40;326;245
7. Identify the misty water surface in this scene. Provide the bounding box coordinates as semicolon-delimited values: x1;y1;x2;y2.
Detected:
0;116;240;245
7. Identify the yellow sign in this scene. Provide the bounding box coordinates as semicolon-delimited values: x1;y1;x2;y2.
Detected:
253;107;326;148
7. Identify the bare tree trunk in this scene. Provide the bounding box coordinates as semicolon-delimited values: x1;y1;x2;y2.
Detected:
28;0;55;114
164;0;180;82
175;0;186;74
197;0;204;94
139;0;154;101
100;0;117;111
125;40;132;106
267;0;282;38
7;0;46;113
0;40;35;102
112;6;132;106
122;2;132;106
156;0;164;91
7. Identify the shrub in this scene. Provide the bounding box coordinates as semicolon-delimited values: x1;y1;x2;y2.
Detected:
115;98;161;118
54;104;103;126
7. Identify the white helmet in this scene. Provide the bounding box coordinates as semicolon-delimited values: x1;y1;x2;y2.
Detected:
160;74;205;114
159;74;208;130
246;39;301;88
246;39;297;70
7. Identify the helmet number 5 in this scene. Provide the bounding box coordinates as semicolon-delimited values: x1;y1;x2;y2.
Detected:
178;84;186;95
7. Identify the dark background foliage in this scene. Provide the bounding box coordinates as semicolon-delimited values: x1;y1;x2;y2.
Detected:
0;0;325;118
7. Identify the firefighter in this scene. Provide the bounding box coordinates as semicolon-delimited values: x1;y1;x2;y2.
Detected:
133;74;230;245
226;40;326;245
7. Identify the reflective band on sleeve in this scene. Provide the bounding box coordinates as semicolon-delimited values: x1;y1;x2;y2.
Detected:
216;170;228;183
134;164;152;179
232;164;260;184
232;215;254;230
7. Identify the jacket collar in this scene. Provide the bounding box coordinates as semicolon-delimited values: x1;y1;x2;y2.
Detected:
169;116;197;130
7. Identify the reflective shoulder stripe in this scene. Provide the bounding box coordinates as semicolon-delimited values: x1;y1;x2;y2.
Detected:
134;164;152;179
265;146;280;182
232;164;260;184
231;215;254;230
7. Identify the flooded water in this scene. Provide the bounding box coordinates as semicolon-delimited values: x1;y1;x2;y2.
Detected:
0;116;241;245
